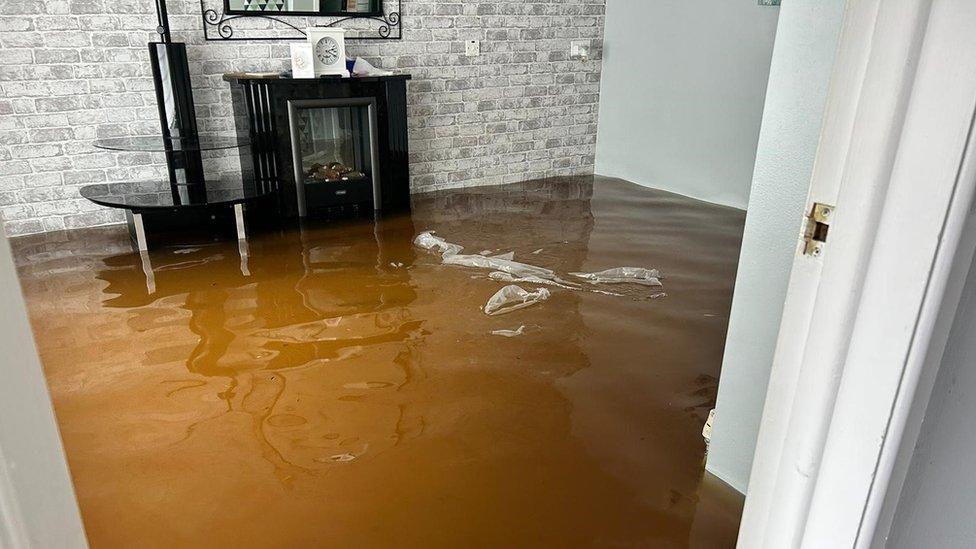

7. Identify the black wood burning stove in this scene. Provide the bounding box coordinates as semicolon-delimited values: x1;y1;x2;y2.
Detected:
224;74;412;219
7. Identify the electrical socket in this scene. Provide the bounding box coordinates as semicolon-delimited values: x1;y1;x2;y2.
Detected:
570;40;591;61
465;40;480;57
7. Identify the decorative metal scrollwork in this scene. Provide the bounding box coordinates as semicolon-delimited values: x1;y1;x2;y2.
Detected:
200;0;402;41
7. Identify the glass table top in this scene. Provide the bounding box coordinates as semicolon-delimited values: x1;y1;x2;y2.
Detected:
80;180;273;210
93;135;249;152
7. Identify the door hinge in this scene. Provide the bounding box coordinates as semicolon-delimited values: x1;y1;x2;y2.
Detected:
803;202;834;257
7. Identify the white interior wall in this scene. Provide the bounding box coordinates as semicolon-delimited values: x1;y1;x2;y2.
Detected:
0;225;87;547
705;0;848;493
594;0;779;209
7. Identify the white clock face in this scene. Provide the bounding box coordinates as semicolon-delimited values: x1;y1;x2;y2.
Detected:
315;37;340;66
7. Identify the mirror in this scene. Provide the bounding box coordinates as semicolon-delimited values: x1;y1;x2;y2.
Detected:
224;0;382;16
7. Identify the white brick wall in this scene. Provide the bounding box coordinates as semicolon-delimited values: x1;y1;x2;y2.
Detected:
0;0;605;236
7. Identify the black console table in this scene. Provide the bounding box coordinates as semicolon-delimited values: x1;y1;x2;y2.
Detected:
80;136;274;251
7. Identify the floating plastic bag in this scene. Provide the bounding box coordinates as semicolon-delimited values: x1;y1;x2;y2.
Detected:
490;271;625;297
483;285;551;316
489;271;581;291
443;253;566;283
414;231;463;257
413;231;653;300
570;267;663;287
491;325;526;338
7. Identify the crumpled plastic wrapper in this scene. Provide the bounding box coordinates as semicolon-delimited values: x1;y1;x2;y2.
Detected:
442;253;568;283
488;271;581;291
414;231;464;258
570;267;663;286
412;231;665;312
351;57;394;77
483;285;551;316
491;325;526;338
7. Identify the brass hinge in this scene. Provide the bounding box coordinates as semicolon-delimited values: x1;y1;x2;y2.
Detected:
803;203;834;257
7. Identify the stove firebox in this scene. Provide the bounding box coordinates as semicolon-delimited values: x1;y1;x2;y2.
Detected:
288;98;381;216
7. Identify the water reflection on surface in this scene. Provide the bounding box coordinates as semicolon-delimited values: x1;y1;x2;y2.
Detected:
14;176;746;548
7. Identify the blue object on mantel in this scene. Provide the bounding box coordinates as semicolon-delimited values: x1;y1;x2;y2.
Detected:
346;58;356;74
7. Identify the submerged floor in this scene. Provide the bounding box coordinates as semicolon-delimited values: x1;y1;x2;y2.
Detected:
13;176;746;548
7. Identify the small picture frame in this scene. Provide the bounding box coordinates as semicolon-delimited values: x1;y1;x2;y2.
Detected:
290;43;315;79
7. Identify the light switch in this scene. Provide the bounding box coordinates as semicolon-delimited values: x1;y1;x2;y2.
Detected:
465;40;480;57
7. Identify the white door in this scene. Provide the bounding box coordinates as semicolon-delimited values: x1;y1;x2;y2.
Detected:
738;0;976;546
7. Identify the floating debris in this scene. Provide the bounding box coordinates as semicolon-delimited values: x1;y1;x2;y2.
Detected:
488;272;629;297
330;453;357;463
414;231;463;257
413;233;664;305
443;253;568;284
570;267;663;287
415;232;569;283
491;325;526;338
484;285;551;316
489;271;582;291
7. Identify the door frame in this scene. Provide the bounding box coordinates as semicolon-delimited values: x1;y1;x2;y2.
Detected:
738;0;976;546
0;227;88;548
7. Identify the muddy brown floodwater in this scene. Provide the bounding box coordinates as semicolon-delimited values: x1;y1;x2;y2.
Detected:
12;176;746;548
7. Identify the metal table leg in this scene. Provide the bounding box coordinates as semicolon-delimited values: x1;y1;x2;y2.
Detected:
234;204;246;241
139;250;156;295
234;204;251;276
132;212;149;252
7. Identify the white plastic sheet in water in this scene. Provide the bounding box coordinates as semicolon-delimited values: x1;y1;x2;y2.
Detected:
414;231;463;257
442;253;565;282
414;232;567;284
570;267;663;286
491;325;526;338
488;271;582;291
483;285;551;316
413;231;665;307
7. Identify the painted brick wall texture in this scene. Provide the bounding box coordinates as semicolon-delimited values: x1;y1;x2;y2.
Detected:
0;0;606;236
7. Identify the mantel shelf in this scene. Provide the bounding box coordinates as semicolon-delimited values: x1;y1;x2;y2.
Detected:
221;73;412;85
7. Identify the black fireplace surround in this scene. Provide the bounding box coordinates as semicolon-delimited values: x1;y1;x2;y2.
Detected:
225;74;412;219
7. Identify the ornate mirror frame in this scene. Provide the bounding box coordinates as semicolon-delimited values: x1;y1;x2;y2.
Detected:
200;0;402;41
223;0;384;18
